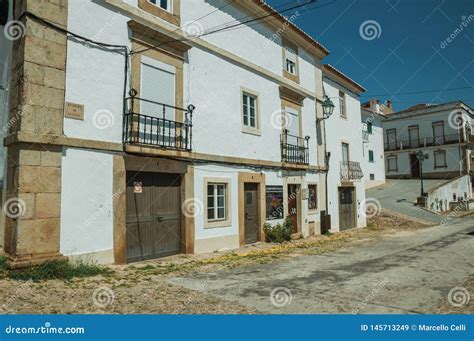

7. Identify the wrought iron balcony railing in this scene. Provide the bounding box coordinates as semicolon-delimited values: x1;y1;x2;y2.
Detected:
123;90;194;151
280;130;310;165
340;161;364;181
384;133;465;151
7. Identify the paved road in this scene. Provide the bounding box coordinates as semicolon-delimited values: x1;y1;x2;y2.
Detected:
367;180;448;223
169;219;474;314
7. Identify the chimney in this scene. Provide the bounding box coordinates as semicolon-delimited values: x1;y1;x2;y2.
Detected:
369;98;378;111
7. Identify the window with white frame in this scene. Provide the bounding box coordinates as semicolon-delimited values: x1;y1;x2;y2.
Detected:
284;46;297;75
339;91;346;117
207;183;227;222
434;150;447;168
242;92;258;130
148;0;172;12
387;156;398;172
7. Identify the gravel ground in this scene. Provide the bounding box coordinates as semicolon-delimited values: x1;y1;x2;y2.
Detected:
0;212;437;314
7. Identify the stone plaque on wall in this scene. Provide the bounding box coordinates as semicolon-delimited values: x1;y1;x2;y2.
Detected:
64;102;84;120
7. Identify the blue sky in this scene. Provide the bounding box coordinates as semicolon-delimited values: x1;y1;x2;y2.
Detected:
268;0;474;110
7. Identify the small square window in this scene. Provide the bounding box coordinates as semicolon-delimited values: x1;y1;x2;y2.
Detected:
367;121;373;134
284;46;297;75
370;174;375;180
368;150;374;163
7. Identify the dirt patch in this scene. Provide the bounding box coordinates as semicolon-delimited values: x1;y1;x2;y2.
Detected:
0;212;433;314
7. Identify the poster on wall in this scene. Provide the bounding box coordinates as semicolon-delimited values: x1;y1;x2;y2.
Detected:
266;185;284;220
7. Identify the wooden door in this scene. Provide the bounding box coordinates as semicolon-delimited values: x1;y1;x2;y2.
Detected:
339;187;355;231
410;154;420;178
244;183;259;244
287;184;298;233
126;171;182;263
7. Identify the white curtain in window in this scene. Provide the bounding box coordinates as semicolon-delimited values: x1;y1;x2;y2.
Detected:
286;47;297;63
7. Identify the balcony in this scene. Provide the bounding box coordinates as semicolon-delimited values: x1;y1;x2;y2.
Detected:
340;161;364;181
280;130;310;165
384;134;464;151
123;93;194;151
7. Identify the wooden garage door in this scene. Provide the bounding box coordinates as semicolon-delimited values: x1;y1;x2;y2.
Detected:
126;171;182;263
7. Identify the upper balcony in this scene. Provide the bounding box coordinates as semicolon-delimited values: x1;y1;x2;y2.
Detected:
123;91;194;152
384;134;465;151
280;130;310;165
340;161;364;181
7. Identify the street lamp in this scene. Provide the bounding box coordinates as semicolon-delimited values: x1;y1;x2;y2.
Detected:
416;150;429;198
317;97;335;234
321;97;335;121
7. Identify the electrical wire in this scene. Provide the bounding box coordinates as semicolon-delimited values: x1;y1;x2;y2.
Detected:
130;0;316;55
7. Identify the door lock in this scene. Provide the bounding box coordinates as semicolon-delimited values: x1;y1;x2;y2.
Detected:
157;216;164;222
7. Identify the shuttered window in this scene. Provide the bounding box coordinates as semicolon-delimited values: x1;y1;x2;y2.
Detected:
140;60;175;121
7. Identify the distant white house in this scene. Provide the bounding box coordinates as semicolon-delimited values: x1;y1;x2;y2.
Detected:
382;101;473;181
360;102;386;189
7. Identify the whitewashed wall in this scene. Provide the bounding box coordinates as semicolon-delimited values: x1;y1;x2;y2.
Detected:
324;78;367;231
60;148;114;262
64;0;130;144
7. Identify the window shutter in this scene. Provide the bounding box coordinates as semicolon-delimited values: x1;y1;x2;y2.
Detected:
140;62;175;121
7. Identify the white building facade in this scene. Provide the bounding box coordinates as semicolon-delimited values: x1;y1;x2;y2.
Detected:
383;101;473;181
361;108;386;188
1;0;369;266
322;65;367;232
